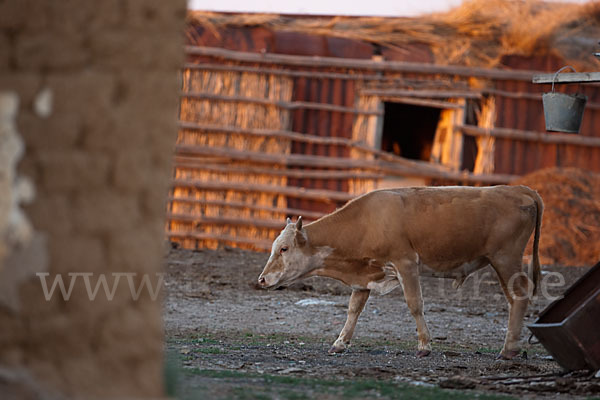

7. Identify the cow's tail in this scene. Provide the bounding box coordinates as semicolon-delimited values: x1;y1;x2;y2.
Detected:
527;189;543;297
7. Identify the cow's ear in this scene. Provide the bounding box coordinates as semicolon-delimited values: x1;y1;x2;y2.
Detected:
286;217;292;225
295;228;307;246
294;217;306;246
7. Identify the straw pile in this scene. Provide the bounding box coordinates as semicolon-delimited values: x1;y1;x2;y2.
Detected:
187;0;600;70
513;167;600;267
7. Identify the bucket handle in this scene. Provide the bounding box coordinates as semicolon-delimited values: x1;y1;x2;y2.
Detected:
551;65;577;93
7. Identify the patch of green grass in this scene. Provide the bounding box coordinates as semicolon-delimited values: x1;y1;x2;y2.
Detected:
191;337;220;345
230;387;271;400
294;335;315;343
277;389;311;400
264;333;291;342
164;350;180;398
185;369;515;400
169;333;222;346
188;369;248;379
196;347;227;354
431;343;466;353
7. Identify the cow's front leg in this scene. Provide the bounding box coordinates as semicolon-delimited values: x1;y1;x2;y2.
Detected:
397;263;432;357
328;289;370;354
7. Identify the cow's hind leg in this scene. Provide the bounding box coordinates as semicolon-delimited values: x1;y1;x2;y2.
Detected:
329;289;370;354
396;261;431;357
490;256;532;360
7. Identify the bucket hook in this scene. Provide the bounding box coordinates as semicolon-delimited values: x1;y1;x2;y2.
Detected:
551;65;577;93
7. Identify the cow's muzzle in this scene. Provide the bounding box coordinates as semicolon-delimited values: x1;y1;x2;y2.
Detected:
257;272;282;289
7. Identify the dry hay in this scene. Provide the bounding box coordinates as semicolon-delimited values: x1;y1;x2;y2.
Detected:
513;167;600;267
187;0;600;70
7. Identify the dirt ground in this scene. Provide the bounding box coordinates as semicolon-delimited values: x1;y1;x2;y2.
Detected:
164;247;600;399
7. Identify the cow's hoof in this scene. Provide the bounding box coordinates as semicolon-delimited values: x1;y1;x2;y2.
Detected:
328;345;346;354
416;350;431;358
496;349;520;360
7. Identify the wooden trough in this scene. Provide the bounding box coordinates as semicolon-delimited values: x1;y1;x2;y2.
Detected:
528;262;600;371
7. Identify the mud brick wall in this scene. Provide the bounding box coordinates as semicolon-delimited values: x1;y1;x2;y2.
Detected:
0;0;186;398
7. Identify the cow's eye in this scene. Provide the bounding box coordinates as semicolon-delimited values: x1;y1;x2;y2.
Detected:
280;247;288;254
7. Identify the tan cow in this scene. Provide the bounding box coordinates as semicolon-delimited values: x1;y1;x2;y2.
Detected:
258;185;543;359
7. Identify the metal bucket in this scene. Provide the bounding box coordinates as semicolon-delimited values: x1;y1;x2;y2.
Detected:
542;66;587;133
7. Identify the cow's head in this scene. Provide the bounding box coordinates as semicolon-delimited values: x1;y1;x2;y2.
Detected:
257;217;314;289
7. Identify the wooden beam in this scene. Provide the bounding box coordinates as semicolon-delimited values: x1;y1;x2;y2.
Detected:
183;62;382;81
168;196;325;220
174;144;517;184
167;213;287;230
183;62;490;94
378;96;464;109
175;144;447;176
484;88;600;110
485;88;540;100
166;231;272;250
182;68;600;109
185;45;537;82
179;121;364;148
181;91;382;115
184;63;479;87
361;89;481;99
172;178;355;203
459;125;600;148
532;72;600;85
174;159;385;180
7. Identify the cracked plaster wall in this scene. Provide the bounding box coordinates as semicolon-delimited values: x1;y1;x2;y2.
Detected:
0;1;186;397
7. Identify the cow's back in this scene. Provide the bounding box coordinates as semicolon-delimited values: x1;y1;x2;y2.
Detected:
368;186;537;269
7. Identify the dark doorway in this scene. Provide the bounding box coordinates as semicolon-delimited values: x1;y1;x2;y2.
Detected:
381;102;441;161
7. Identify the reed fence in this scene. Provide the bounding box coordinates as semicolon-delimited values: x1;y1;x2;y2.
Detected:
168;45;600;251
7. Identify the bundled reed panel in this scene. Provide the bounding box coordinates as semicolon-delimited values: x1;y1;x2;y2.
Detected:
169;67;293;250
